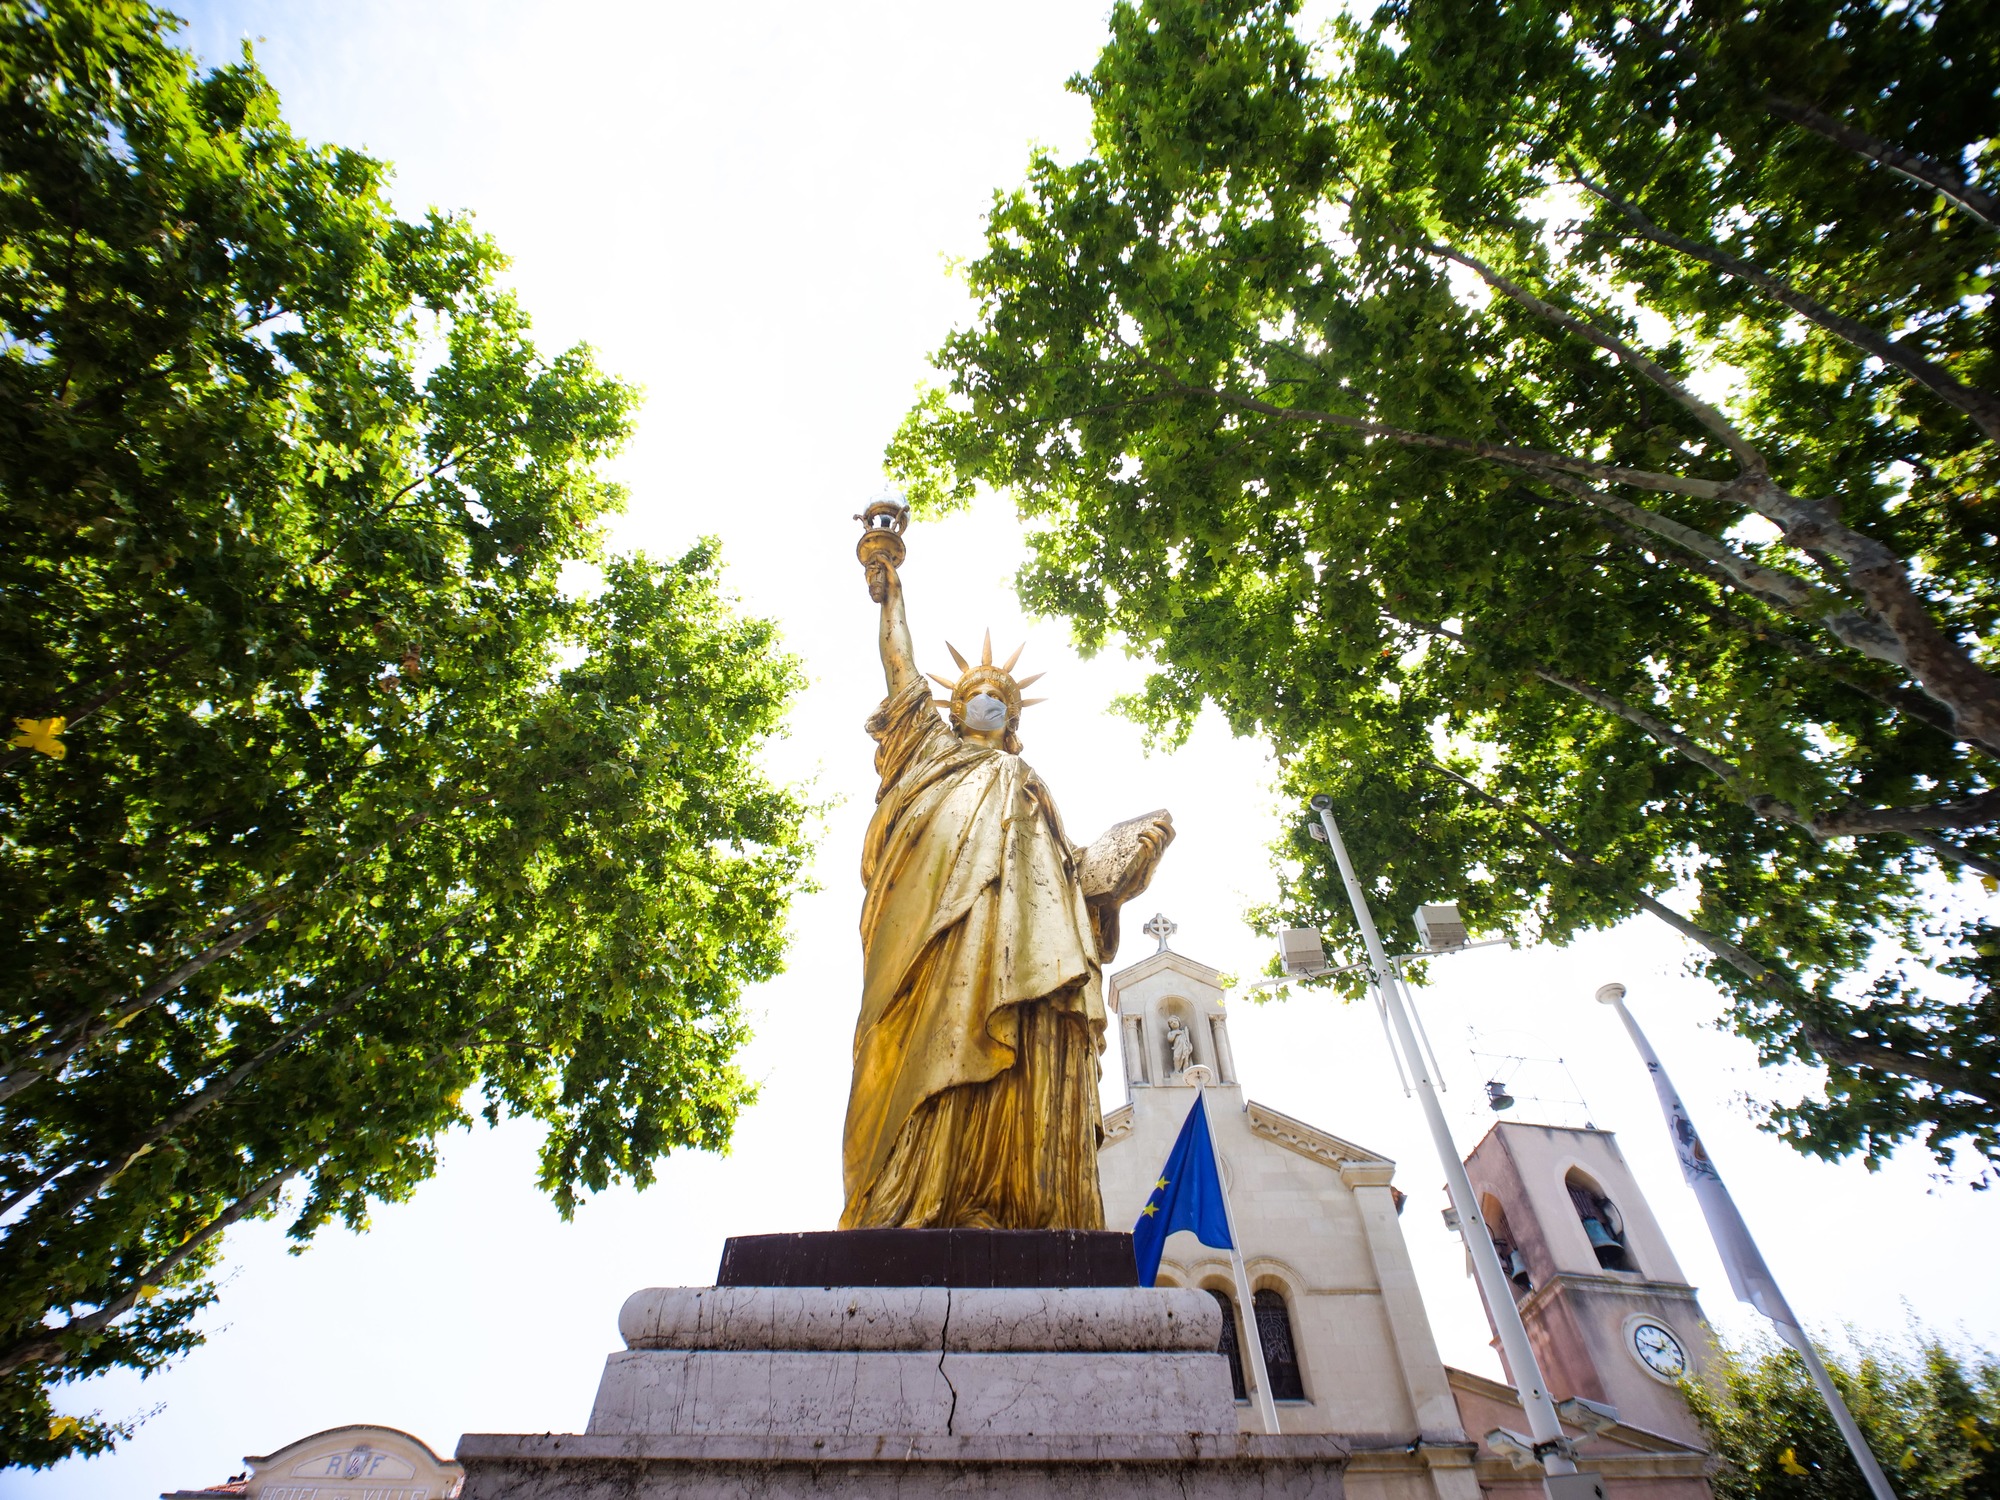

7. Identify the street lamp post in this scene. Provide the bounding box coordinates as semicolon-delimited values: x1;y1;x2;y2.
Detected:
1307;795;1592;1498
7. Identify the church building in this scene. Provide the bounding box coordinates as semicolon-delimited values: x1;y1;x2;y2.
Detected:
1097;926;1716;1498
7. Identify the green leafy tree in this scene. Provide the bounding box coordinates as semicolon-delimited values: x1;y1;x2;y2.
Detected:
0;1;812;1466
889;0;2000;1175
1687;1328;2000;1498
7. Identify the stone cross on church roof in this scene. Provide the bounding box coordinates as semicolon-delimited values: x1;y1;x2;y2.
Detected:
1141;912;1177;953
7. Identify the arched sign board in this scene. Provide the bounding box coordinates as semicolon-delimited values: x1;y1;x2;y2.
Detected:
163;1424;462;1500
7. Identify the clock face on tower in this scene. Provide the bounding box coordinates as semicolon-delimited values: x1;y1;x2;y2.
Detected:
1629;1319;1688;1381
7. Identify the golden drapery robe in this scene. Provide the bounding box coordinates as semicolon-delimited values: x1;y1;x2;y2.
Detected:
840;679;1107;1230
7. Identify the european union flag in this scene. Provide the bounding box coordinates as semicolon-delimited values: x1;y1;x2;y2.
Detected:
1132;1092;1233;1286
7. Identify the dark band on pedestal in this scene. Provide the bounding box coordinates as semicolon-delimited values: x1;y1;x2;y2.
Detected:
717;1229;1140;1288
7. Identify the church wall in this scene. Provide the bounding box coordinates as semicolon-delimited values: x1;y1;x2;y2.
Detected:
1343;1467;1482;1500
1104;1094;1486;1500
1100;948;1509;1497
1104;1079;1426;1437
1099;950;1718;1500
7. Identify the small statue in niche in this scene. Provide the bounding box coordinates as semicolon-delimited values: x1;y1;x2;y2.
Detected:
1167;1018;1194;1076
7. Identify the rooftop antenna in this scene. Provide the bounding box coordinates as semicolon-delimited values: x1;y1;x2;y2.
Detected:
1466;1033;1597;1128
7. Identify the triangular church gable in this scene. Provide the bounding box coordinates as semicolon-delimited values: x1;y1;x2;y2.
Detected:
1106;947;1225;1003
1245;1100;1391;1173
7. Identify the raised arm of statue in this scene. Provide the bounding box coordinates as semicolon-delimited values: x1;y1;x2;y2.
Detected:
857;502;920;699
872;558;920;698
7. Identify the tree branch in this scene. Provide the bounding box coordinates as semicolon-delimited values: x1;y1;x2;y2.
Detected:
0;648;191;775
1416;235;1769;469
1532;464;2000;757
1398;611;2000;843
3;432;506;777
1736;474;2000;756
1764;94;2000;232
0;789;482;1105
6;904;484;1241
1915;833;2000;882
1433;762;1998;1105
0;917;271;1107
1534;659;2000;838
1800;789;2000;839
1528;662;1749;784
0;1159;68;1222
1803;1028;1997;1106
1705;611;1958;738
1179;381;1730;499
1584;505;1960;735
1172;352;2000;754
1527;466;1916;671
1426;759;1801;995
1571;169;2000;442
0;1167;297;1380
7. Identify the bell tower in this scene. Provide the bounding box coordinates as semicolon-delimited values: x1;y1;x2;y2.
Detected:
1462;1122;1711;1448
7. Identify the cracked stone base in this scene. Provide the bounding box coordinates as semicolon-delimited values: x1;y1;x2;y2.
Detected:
458;1286;1351;1496
590;1286;1236;1439
589;1349;1233;1438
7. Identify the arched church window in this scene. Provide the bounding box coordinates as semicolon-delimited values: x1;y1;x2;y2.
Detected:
1483;1194;1532;1294
1207;1289;1247;1400
1566;1172;1633;1272
1253;1289;1307;1401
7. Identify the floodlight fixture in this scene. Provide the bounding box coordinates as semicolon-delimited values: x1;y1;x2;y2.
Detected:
1278;928;1329;976
1414;901;1469;952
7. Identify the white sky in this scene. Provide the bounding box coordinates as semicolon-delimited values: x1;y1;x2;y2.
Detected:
16;3;1999;1495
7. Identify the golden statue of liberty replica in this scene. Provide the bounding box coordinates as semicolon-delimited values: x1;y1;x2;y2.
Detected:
843;502;1175;1232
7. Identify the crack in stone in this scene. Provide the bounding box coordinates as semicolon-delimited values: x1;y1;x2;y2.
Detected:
938;1287;959;1437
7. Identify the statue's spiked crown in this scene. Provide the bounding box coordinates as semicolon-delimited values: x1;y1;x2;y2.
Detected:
928;629;1046;729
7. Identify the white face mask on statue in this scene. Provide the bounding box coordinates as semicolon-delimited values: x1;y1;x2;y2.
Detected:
962;692;1008;732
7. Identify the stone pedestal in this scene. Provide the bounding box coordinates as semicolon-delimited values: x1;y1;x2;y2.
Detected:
457;1282;1352;1496
458;1230;1349;1496
592;1285;1233;1439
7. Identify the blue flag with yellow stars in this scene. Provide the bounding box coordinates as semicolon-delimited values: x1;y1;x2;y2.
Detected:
1132;1092;1233;1285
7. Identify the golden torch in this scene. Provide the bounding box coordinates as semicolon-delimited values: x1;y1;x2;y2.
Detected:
855;496;910;603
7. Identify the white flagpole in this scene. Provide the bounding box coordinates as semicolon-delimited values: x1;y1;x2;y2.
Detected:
1190;1068;1280;1435
1596;983;1898;1500
1312;799;1580;1492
